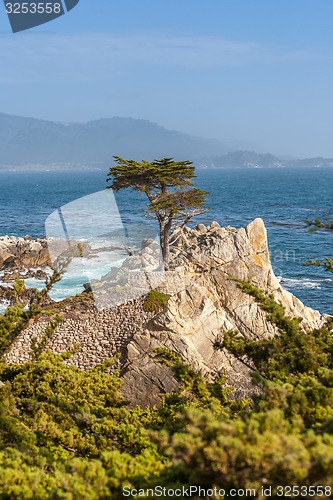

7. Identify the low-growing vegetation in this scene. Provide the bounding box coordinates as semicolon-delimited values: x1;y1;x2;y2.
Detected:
1;259;333;497
143;290;170;314
1;280;333;498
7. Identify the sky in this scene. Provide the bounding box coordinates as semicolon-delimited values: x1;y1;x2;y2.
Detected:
0;0;333;157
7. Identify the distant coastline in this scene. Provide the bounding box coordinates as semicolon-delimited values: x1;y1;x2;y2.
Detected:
196;151;333;169
2;112;333;170
0;166;104;172
0;162;333;173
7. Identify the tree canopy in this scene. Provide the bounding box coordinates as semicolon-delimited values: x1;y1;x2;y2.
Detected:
107;157;207;268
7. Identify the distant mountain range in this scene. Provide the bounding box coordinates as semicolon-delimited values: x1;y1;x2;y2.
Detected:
197;151;333;168
1;112;333;169
0;112;230;168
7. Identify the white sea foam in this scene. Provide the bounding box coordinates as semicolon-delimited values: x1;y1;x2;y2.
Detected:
24;251;125;302
44;189;163;309
24;278;46;291
280;277;321;290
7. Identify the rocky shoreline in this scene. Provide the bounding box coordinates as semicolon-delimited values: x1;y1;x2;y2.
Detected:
1;220;330;406
0;235;94;307
0;235;51;270
0;236;52;308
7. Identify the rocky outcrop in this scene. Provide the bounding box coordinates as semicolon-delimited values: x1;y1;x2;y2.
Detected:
0;283;52;307
0;236;55;307
0;236;51;269
0;236;90;271
121;218;327;406
90;238;164;310
3;219;328;408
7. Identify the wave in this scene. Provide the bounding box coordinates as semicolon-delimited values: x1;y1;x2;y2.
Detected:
23;252;126;303
278;276;322;290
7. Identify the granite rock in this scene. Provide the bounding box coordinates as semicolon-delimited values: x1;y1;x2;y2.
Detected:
121;218;327;406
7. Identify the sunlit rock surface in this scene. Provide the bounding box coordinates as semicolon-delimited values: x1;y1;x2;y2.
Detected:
121;218;326;406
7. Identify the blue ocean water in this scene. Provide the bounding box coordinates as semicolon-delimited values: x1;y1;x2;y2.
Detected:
1;167;333;314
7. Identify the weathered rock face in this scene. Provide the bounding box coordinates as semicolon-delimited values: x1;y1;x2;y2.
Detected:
121;218;327;406
0;236;51;269
3;219;328;408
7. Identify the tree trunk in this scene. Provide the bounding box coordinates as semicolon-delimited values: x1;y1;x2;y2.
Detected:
160;227;170;271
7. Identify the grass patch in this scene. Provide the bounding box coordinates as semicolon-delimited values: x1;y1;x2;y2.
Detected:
143;290;170;314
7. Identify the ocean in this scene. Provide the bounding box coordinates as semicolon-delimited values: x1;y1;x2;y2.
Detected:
1;167;333;314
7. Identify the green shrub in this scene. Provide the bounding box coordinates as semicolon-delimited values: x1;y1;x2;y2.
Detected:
143;290;170;314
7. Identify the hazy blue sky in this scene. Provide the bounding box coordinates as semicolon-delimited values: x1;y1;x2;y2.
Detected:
1;0;333;157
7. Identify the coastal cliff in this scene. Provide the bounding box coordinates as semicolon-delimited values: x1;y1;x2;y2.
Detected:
121;218;326;405
3;219;328;406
